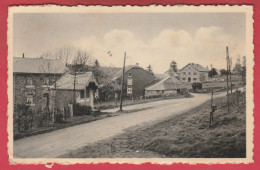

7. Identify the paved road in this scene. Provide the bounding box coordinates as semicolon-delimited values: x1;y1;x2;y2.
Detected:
14;91;229;158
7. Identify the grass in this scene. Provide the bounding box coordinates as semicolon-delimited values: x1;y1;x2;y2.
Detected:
60;92;246;158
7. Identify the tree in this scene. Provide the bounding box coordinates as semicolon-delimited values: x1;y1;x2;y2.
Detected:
147;65;154;75
208;68;218;78
40;46;92;105
220;69;228;76
241;56;246;85
192;82;202;91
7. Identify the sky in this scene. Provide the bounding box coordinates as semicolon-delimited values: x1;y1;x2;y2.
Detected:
13;12;246;74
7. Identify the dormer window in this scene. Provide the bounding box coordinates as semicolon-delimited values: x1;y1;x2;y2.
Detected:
128;72;132;77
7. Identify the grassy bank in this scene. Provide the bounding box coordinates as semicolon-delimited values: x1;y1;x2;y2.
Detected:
61;92;246;158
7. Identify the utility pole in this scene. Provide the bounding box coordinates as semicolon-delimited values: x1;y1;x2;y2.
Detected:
226;46;230;113
119;52;126;111
229;57;233;93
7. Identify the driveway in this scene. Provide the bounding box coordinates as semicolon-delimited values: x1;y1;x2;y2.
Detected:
13;91;229;158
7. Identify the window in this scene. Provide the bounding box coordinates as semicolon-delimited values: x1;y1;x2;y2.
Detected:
26;95;34;105
80;90;84;98
193;72;197;75
182;78;186;80
43;77;49;85
26;76;33;85
183;72;186;75
127;86;132;94
193;78;197;81
188;72;191;75
127;78;132;85
128;72;132;77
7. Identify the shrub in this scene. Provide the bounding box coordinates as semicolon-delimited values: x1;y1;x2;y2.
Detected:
73;104;92;116
192;82;203;92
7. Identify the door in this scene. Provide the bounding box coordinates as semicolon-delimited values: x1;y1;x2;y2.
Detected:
43;93;50;110
188;77;191;82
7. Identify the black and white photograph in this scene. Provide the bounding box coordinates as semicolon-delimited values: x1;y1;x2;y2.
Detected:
8;5;254;164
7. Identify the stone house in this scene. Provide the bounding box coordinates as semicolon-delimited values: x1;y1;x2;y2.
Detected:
180;63;209;83
13;57;65;112
112;65;156;98
52;72;98;113
145;76;191;98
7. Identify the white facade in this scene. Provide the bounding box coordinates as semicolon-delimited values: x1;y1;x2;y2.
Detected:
180;64;208;83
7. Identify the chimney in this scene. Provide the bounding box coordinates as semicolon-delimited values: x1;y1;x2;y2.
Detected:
136;63;139;66
22;53;25;58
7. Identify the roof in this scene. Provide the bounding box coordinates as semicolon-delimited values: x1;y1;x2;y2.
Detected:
53;72;98;90
112;65;142;80
13;57;66;74
181;63;208;72
99;66;122;78
145;76;191;91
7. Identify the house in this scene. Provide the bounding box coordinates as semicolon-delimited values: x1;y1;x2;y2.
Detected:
13;57;66;112
52;72;98;112
180;63;209;83
145;76;191;98
112;64;156;98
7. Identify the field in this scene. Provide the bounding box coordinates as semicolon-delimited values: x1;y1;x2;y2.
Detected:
61;92;246;158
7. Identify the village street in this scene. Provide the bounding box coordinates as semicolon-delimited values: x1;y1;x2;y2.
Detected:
14;91;230;158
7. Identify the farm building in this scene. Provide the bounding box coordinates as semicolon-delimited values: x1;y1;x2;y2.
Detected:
112;64;156;98
13;56;66;112
180;63;209;83
145;76;191;98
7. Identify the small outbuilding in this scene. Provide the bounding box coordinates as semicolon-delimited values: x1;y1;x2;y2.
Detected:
51;72;98;116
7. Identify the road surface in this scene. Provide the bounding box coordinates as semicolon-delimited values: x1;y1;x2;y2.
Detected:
13;91;230;158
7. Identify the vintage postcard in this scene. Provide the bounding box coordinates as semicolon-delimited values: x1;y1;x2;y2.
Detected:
7;5;254;164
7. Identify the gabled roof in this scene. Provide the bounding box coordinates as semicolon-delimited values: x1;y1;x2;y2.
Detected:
13;57;66;74
112;65;142;80
181;63;208;72
145;76;191;91
53;72;98;90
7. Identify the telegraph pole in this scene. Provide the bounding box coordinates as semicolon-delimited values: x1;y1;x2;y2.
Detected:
229;57;233;93
226;46;230;113
119;52;126;111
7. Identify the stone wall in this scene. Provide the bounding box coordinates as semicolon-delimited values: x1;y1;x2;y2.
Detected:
13;73;62;113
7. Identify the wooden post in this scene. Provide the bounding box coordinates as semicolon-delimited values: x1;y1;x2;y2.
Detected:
119;52;126;111
226;46;230;113
209;92;214;126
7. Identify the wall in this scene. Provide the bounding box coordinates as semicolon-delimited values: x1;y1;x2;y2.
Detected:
145;89;177;98
13;73;62;113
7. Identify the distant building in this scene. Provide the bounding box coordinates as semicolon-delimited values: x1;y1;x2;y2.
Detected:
163;60;180;79
145;76;191;98
13;57;65;112
113;65;156;98
233;55;242;74
180;63;209;83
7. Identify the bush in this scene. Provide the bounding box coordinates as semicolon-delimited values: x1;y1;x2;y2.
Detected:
192;82;202;92
55;113;64;123
73;104;92;116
